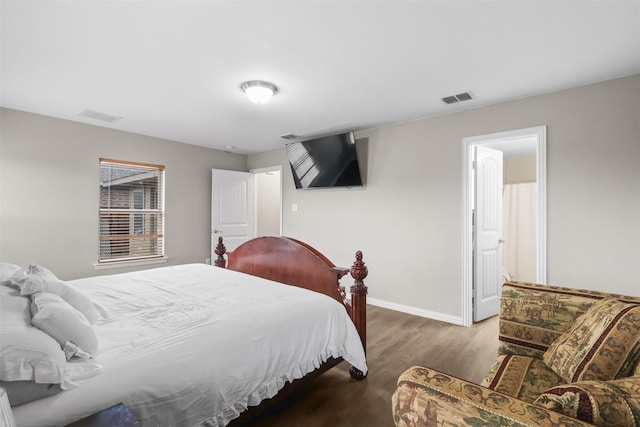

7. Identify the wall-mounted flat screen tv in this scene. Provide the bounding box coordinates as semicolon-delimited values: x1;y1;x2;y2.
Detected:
285;132;363;189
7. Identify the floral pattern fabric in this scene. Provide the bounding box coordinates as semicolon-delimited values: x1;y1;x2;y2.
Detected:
533;377;640;426
543;298;640;383
482;354;564;403
392;282;640;427
498;282;640;360
393;366;596;427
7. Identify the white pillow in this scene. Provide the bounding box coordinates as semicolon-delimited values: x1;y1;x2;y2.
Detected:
8;263;55;287
0;262;21;286
0;287;102;390
30;293;98;358
0;283;31;325
0;329;68;385
14;266;99;324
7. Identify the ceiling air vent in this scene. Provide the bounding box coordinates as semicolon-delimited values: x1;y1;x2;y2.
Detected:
442;92;474;104
78;109;123;123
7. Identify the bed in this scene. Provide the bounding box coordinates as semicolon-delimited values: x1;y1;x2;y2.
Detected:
0;236;368;426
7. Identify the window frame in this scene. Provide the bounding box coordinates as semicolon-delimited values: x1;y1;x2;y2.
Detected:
96;158;167;269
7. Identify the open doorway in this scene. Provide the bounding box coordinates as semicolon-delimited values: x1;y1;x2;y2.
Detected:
488;138;538;284
461;126;547;326
252;166;282;237
210;166;282;260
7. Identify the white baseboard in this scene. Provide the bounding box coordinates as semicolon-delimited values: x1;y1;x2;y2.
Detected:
367;297;465;326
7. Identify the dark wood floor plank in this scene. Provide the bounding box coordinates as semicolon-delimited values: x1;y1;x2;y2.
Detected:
249;305;498;427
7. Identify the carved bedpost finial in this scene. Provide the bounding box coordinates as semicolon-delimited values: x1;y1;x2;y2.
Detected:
350;250;368;293
214;236;227;268
349;250;368;380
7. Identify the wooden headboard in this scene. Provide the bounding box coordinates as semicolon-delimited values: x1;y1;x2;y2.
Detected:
214;236;368;378
228;236;347;304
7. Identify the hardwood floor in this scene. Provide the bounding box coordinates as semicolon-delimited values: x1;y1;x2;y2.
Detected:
248;305;499;427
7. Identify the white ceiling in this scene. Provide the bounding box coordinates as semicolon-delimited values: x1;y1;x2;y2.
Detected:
2;1;639;154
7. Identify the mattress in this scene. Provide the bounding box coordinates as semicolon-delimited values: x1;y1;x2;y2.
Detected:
11;263;367;426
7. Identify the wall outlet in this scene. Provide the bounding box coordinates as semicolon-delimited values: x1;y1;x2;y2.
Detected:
205;258;211;265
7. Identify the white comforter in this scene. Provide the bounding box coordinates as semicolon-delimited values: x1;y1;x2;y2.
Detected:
12;263;367;427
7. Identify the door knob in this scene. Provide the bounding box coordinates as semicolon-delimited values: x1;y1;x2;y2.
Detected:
498;238;505;244
213;229;222;234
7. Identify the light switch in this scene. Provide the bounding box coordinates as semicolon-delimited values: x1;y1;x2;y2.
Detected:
291;203;298;212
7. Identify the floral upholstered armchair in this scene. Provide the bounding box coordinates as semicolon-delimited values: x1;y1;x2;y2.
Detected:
392;282;640;427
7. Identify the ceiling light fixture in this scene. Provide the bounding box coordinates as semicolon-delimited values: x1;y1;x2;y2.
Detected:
241;80;278;104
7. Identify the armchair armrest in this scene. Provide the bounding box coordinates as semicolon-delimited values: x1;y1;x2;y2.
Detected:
392;366;596;427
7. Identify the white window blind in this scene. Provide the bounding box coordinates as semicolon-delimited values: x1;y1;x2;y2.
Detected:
99;158;165;263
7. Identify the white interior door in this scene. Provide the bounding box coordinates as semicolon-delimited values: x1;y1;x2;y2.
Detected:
474;146;503;321
211;169;255;255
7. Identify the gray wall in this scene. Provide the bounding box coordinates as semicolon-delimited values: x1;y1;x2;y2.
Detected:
505;156;536;183
249;75;640;322
0;108;246;279
2;75;638;323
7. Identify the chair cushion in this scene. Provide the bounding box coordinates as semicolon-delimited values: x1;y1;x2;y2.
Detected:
543;298;640;383
481;354;564;404
533;376;640;427
394;366;596;427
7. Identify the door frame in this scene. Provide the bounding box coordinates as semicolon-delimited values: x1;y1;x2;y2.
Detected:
461;125;547;326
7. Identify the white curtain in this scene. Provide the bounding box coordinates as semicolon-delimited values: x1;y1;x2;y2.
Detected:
503;182;537;282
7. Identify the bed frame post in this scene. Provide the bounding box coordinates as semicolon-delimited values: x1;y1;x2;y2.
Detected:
349;250;368;380
214;237;226;268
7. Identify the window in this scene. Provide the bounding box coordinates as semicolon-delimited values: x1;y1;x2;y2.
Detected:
286;141;319;188
99;158;165;263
